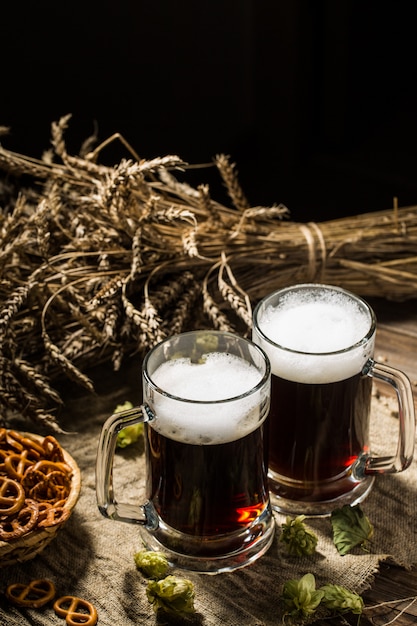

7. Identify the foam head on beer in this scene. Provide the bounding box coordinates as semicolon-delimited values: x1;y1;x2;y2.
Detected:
255;287;375;384
148;352;266;445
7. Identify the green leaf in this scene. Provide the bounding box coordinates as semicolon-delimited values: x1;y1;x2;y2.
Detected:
330;504;374;555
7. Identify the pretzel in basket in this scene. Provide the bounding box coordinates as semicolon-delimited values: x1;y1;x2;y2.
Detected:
0;429;24;453
54;595;98;626
6;578;56;608
38;500;70;528
21;467;46;492
0;476;25;516
0;429;75;541
32;458;73;476
4;450;35;481
28;471;71;504
0;498;39;541
42;435;66;463
1;430;44;457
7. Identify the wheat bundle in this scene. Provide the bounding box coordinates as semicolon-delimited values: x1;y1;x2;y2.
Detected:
0;116;416;430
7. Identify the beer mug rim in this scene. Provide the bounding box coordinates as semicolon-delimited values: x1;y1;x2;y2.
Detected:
253;283;377;357
142;329;271;405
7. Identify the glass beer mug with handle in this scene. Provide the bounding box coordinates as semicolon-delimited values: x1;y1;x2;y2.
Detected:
96;330;275;574
252;283;415;516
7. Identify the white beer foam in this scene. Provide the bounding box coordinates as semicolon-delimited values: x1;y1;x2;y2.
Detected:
255;289;374;383
148;352;266;445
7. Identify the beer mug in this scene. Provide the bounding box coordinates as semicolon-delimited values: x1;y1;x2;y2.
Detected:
252;283;415;516
96;330;275;573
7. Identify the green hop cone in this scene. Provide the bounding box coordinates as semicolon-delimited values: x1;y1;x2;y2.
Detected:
280;515;318;556
146;575;195;615
116;422;143;448
282;573;324;619
114;400;134;414
134;550;169;580
320;584;364;615
114;401;144;449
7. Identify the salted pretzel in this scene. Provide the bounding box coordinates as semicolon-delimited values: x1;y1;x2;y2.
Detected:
6;578;56;608
0;498;39;540
54;595;98;626
0;476;25;515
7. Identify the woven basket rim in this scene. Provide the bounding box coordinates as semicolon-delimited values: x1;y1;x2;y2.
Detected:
0;431;81;563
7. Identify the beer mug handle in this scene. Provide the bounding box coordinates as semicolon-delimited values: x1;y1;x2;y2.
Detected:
95;405;159;529
363;358;415;474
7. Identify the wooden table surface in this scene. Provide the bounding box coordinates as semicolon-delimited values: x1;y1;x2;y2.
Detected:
314;297;417;626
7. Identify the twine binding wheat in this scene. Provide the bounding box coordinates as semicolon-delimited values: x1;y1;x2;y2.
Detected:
0;115;416;430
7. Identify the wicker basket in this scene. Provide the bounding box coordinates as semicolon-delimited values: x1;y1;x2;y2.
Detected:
0;432;81;567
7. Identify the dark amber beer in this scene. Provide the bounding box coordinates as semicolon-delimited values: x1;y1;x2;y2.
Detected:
144;348;270;539
145;421;269;537
267;373;372;497
97;331;275;572
253;284;415;515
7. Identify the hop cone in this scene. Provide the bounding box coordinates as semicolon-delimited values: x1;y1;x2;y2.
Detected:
280;515;318;556
320;584;364;615
134;550;169;580
146;575;195;615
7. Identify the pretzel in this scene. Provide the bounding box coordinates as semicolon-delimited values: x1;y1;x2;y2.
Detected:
43;435;66;463
0;429;73;540
29;470;70;504
32;459;73;476
54;595;98;626
0;498;39;540
0;432;23;454
0;476;25;515
6;578;56;608
21;467;46;491
4;450;35;481
7;430;45;457
0;448;9;474
38;501;70;528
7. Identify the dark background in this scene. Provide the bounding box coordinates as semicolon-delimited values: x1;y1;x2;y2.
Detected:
2;1;417;222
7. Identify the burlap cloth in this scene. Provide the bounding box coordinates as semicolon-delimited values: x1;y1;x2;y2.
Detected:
1;369;416;625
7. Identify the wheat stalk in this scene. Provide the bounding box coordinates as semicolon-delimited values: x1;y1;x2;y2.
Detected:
0;116;416;429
